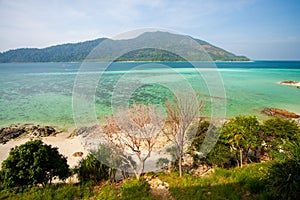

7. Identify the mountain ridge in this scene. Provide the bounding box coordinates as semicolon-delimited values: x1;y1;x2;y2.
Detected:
0;31;250;62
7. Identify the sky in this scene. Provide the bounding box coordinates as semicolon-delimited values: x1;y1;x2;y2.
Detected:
0;0;300;60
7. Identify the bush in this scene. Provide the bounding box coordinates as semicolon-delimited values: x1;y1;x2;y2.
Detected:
156;158;170;169
76;153;110;184
96;184;118;200
0;140;69;189
0;184;92;200
119;178;152;200
266;139;300;199
190;121;233;168
221;116;261;168
262;117;300;159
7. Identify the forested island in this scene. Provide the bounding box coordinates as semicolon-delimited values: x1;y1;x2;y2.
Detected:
0;32;250;63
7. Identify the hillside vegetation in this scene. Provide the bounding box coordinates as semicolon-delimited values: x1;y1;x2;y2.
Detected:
0;114;299;199
0;32;249;62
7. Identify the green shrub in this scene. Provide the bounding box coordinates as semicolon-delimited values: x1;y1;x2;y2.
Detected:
190;121;234;168
0;140;69;190
221;116;261;168
0;183;92;200
75;153;110;184
266;139;300;199
119;178;152;200
261;117;300;159
96;184;118;200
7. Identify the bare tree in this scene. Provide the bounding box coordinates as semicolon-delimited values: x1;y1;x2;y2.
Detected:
163;92;204;177
101;104;164;180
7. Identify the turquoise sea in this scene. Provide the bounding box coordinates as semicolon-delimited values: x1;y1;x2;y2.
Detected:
0;61;299;129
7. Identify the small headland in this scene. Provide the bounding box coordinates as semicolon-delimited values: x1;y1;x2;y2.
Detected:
279;80;300;88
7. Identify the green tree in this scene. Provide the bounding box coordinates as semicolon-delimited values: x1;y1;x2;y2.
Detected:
1;140;69;188
76;153;110;184
190;121;233;168
91;145;135;180
222;116;261;168
156;158;170;169
261;117;300;159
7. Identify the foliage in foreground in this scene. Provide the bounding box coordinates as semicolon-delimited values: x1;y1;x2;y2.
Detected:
75;153;110;184
0;115;299;199
261;117;300;159
158;163;271;200
0;140;69;190
0;179;152;200
1;160;299;200
266;138;300;200
0;183;91;200
119;178;152;200
191;116;300;168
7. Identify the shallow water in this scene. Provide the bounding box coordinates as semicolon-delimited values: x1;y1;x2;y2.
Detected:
0;61;299;128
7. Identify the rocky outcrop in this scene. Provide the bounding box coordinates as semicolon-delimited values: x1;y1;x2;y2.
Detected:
0;124;60;144
262;108;300;118
72;152;84;157
67;129;79;138
190;165;214;177
144;175;174;200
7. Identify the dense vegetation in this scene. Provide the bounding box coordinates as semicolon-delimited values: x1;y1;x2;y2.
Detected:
0;115;299;199
0;32;249;62
190;116;299;168
116;48;186;61
0;140;69;190
74;153;110;184
0;38;105;63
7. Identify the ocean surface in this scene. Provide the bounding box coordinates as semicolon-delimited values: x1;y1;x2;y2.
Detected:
0;61;299;129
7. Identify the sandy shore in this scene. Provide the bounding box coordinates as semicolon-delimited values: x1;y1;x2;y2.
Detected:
278;81;300;87
0;132;88;168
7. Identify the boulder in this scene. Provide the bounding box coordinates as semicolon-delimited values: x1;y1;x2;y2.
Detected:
262;108;299;118
73;152;84;157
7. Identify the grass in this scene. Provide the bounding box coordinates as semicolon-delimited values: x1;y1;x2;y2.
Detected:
95;184;118;200
157;162;272;200
95;178;153;200
0;183;92;200
0;162;275;200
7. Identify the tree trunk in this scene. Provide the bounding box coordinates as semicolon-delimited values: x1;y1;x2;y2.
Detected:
236;157;239;168
245;147;250;164
240;149;243;168
136;173;140;180
179;156;182;177
136;160;145;181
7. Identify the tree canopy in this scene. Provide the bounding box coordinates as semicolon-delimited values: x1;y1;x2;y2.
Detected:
190;116;300;169
0;140;69;188
261;117;300;159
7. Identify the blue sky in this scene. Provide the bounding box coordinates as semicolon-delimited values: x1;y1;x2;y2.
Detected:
0;0;299;60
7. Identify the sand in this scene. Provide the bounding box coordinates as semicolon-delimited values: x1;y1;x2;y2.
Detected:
279;81;300;87
0;132;88;168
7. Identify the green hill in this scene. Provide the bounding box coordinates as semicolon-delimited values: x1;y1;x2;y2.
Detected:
0;31;249;62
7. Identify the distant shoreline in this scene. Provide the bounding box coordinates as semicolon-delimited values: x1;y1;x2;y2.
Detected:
3;60;300;64
0;60;254;64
